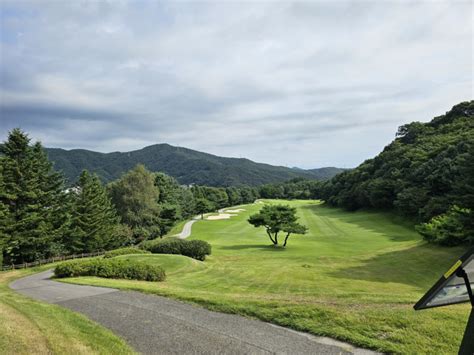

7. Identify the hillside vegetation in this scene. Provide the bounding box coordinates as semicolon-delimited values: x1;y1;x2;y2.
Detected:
318;101;473;245
45;144;344;186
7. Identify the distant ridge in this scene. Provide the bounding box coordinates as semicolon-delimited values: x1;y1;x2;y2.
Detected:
45;144;345;186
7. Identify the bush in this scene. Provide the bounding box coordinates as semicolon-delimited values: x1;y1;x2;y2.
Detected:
103;247;150;258
184;240;212;261
145;238;186;254
143;238;211;261
416;206;473;246
54;258;165;281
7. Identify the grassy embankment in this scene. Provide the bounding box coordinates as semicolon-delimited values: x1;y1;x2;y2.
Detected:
61;200;470;354
0;265;134;354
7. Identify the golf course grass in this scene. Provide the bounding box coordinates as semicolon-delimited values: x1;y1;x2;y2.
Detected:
115;254;207;275
62;200;470;354
0;265;134;354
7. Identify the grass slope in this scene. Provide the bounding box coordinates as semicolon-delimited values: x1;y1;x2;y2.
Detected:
0;266;134;354
63;200;469;354
116;254;206;275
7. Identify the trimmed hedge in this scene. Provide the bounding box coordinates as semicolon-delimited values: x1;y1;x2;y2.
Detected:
143;238;211;261
54;258;165;281
143;238;185;254
103;247;150;258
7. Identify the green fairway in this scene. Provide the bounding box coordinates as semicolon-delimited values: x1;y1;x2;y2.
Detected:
63;200;470;354
0;266;134;355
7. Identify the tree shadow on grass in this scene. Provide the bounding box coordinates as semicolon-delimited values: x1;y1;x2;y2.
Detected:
330;243;465;288
220;244;287;251
300;203;418;243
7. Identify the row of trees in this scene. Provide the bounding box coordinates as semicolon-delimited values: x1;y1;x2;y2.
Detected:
107;165;259;242
0;129;129;264
0;129;259;265
258;178;322;200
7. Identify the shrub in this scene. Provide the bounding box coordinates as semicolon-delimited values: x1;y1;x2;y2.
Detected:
143;238;211;261
183;240;212;261
145;238;187;255
103;247;150;258
416;206;473;246
54;258;165;281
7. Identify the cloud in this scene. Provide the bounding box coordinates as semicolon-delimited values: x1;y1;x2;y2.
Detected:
0;0;472;168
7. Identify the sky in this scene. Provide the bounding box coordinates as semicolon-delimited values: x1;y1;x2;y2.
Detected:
0;0;472;169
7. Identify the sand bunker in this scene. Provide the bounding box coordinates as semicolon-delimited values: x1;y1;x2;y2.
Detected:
206;213;237;220
207;207;246;220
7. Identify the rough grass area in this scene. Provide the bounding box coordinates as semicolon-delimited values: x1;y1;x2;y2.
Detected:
0;266;134;355
61;200;470;354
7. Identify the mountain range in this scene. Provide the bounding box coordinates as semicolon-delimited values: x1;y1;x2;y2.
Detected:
45;144;346;186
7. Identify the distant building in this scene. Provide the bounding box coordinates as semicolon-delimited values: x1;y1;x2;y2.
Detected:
64;186;81;194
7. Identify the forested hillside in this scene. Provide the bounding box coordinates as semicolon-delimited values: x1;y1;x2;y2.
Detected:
45;144;341;187
320;101;474;245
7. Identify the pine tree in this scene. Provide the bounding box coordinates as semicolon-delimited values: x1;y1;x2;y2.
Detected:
0;165;12;266
68;170;119;253
1;129;48;263
30;142;70;256
0;129;69;263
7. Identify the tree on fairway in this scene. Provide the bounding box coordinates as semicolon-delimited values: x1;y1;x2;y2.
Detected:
68;170;119;253
195;198;213;219
282;222;307;247
248;204;307;247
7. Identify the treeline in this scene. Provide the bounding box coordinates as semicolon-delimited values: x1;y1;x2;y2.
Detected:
258;178;322;200
0;129;257;265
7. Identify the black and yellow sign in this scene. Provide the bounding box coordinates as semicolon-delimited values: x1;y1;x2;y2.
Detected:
414;247;474;355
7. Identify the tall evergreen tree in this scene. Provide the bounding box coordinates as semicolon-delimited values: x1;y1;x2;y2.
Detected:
0;165;12;265
30;142;70;256
0;129;68;263
68;170;119;253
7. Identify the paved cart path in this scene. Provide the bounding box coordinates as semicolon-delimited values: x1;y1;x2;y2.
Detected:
174;217;199;239
10;270;378;355
174;207;245;239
